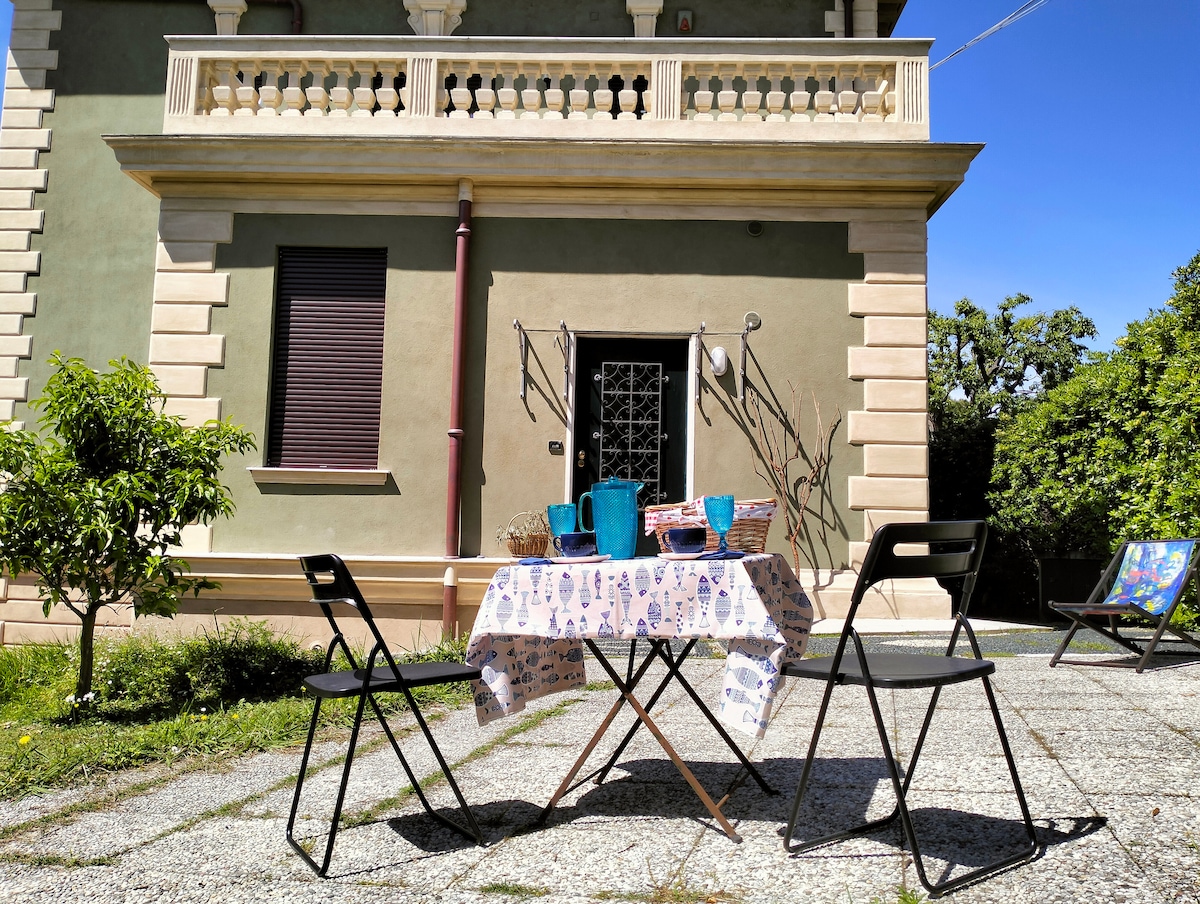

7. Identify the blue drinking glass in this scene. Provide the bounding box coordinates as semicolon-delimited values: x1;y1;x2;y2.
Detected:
703;495;735;554
547;503;577;538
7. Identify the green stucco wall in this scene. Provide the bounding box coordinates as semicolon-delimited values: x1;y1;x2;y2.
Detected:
211;215;863;568
463;0;834;39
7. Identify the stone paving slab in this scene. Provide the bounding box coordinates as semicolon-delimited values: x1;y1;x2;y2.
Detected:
2;644;1199;904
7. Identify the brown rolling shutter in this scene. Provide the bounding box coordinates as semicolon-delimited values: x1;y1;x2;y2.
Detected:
268;247;387;469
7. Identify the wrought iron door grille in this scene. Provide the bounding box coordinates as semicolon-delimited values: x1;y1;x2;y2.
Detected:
596;361;667;507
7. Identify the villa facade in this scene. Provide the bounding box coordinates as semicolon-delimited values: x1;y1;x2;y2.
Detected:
0;0;978;647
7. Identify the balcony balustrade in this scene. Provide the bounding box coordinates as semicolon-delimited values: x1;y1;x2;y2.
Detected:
163;36;930;141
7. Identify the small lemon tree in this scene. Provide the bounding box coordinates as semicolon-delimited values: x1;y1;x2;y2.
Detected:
0;354;256;706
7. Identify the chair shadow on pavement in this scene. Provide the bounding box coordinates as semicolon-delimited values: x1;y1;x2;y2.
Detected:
386;799;546;848
748;755;1108;885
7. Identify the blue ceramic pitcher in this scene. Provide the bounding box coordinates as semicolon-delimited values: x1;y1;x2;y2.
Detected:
577;477;642;559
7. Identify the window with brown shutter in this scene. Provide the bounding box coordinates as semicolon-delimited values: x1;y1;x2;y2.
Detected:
267;247;387;469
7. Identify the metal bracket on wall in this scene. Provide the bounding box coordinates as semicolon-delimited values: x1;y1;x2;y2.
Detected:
695;322;706;402
556;320;570;401
513;319;528;401
739;311;762;402
738;325;751;401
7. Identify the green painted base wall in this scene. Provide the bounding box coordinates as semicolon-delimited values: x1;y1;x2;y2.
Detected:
212;214;863;568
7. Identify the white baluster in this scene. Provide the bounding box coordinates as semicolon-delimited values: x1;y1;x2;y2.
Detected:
449;61;473;119
520;64;544;119
859;65;885;122
882;64;897;122
210;60;240;116
813;64;836;121
256;61;284;116
593;67;615;120
496;63;520;119
835;64;860;121
568;69;591;120
281;63;306;116
351;61;377;118
616;65;639;120
765;64;787;121
304;62;330;117
716;64;738;121
544;64;566;120
692;65;715;121
328;62;354;117
789;63;813;121
473;66;497;118
233;60;259;116
375;63;400;117
741;65;764;122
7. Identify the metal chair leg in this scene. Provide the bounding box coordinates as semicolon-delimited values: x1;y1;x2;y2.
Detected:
785;678;1039;898
287;691;371;877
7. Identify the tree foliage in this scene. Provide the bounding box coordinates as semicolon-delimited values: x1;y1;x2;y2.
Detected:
0;355;256;702
927;295;1096;618
928;294;1096;426
990;253;1200;558
927;294;1096;521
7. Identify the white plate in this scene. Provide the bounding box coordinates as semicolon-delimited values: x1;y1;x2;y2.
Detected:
550;554;611;564
658;551;706;560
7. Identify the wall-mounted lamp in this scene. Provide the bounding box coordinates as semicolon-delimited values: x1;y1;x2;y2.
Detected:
710;346;729;376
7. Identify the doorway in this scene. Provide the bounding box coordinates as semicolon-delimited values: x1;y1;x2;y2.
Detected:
571;337;690;555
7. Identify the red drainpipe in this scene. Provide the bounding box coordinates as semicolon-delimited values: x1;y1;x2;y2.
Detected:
443;180;473;636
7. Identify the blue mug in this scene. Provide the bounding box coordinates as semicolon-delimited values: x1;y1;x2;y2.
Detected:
664;527;707;554
554;531;597;557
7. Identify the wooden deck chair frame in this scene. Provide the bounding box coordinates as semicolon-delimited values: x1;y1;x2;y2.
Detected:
287;554;484;877
1049;539;1200;673
781;521;1038;897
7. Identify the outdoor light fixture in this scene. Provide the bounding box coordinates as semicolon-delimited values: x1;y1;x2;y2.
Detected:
710;346;729;376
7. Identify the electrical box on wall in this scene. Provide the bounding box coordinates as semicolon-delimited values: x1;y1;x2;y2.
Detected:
677;10;693;32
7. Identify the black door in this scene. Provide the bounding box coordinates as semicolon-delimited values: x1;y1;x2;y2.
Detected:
572;338;689;555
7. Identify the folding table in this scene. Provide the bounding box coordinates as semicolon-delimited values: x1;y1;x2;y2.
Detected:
465;553;812;841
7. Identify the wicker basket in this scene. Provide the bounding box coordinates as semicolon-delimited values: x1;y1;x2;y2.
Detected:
501;511;550;558
647;497;776;554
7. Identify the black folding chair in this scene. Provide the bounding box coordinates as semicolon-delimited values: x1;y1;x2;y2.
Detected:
781;521;1037;897
287;554;484;877
1049;539;1200;673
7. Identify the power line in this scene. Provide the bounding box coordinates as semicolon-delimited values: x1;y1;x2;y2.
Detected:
930;0;1055;71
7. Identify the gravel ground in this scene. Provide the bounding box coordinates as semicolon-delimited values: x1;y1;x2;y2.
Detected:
2;632;1198;904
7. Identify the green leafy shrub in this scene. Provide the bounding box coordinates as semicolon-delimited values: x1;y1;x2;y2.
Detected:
990;252;1200;625
92;620;324;720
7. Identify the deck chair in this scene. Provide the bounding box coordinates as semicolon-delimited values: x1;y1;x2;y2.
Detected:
1049;539;1200;673
287;554;484;877
781;521;1037;897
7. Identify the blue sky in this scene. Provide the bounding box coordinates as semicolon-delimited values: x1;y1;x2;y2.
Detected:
1;1;1195;351
894;0;1200;350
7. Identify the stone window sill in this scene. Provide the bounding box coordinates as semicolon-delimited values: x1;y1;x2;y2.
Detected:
247;467;391;486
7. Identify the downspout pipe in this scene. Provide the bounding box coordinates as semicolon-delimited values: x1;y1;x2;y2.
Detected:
443;180;473;637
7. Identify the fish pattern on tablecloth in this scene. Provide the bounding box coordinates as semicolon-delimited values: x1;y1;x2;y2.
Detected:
466;554;813;737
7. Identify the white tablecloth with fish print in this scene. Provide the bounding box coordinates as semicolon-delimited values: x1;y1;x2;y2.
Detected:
466;553;813;738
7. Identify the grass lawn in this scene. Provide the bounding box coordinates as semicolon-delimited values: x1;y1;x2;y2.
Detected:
0;621;471;799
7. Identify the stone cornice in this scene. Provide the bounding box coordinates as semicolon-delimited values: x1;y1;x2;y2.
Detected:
104;134;981;216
